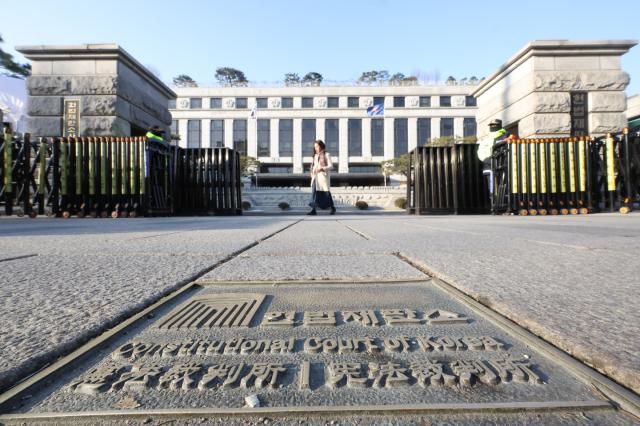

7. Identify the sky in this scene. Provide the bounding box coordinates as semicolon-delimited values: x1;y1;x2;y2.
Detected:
1;0;640;94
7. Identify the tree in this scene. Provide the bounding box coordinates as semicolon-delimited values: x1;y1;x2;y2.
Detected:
0;35;31;79
377;70;390;81
172;74;197;87
445;76;457;85
389;73;406;85
358;70;378;84
284;72;300;86
215;67;248;86
381;154;412;178
240;155;260;177
302;72;323;86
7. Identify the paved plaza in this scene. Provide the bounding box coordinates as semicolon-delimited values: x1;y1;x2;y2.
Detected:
0;213;638;423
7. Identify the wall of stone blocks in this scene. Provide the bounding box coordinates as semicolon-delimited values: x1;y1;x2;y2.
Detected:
21;47;175;138
475;46;634;139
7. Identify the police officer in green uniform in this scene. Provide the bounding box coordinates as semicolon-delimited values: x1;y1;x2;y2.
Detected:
477;119;509;202
146;126;165;143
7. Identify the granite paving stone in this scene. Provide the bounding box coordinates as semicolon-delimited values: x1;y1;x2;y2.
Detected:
0;217;297;392
343;214;640;394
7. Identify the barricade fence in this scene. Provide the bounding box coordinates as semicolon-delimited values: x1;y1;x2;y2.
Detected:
173;147;242;216
406;144;490;214
0;132;242;217
492;130;640;215
407;129;639;216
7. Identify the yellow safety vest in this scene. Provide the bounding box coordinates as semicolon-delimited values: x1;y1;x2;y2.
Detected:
477;129;507;160
146;131;164;142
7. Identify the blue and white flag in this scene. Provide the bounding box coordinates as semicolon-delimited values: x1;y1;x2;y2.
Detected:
367;103;384;117
249;104;257;119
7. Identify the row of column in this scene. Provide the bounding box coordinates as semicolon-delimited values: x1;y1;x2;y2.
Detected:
179;117;468;173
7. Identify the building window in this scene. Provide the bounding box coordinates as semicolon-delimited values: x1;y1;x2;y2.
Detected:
465;96;477;107
463;118;477;139
190;98;202;109
371;119;384;156
168;99;176;109
327;97;339;108
257;119;270;156
281;97;293;108
393;96;405;107
348;97;359;108
373;96;385;106
394;118;408;157
256;97;268;108
440;96;451;107
171;120;178;135
325;119;339;153
210;120;224;148
348;119;362;156
302;119;316;155
417;118;431;146
440;117;454;138
302;97;313;108
419;96;431;107
233;120;247;155
279;119;293;156
236;98;248;109
210;98;222;109
187;120;201;148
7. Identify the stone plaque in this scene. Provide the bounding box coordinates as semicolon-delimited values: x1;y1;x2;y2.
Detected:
63;99;80;137
0;281;628;424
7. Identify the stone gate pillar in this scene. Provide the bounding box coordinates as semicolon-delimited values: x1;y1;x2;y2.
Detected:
473;40;637;139
16;44;176;137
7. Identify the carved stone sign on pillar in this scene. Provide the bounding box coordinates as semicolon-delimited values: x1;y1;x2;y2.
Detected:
570;92;588;136
63;99;80;137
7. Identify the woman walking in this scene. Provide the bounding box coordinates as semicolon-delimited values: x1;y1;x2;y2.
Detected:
307;140;336;215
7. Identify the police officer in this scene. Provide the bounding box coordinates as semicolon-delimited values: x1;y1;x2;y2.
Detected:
477;119;509;202
146;125;165;143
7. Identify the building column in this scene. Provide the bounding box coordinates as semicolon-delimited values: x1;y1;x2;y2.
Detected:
408;117;418;151
224;118;233;149
454;117;464;141
338;118;348;173
247;118;258;157
293;118;303;173
316;118;325;142
384;117;394;160
270;118;279;159
431;117;441;141
201;119;211;148
178;119;188;148
362;117;372;159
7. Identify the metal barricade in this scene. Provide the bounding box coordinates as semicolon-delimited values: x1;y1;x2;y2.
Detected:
407;144;490;214
173;147;242;216
0;133;174;217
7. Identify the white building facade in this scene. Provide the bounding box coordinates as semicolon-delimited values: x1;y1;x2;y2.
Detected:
169;84;478;185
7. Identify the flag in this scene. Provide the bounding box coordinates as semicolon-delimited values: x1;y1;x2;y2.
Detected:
249;104;257;119
367;103;384;117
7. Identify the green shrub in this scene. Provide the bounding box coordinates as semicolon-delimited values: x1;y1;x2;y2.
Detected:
241;201;251;210
394;197;407;209
278;202;290;210
355;200;368;210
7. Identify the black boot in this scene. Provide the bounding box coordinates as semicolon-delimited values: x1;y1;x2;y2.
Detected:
307;209;317;215
330;207;336;215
